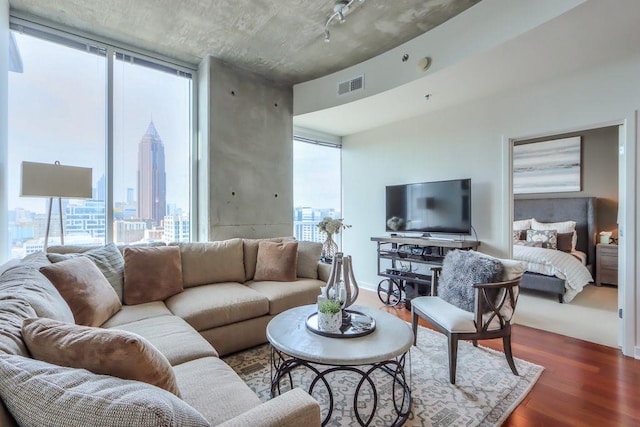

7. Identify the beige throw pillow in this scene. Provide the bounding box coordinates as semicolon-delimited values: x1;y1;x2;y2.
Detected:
123;246;183;305
254;241;298;282
22;317;180;397
39;257;121;327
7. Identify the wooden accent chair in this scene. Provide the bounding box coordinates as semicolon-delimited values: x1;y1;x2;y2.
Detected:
411;258;524;384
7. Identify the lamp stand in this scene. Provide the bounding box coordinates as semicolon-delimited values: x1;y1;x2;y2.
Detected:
44;196;64;250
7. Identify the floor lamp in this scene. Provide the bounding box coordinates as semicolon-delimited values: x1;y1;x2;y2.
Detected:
20;161;93;250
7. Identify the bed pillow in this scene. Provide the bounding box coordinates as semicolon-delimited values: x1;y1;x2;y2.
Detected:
513;219;532;231
39;257;122;327
531;219;577;249
22;317;180;397
437;250;504;313
47;243;125;301
254;241;298;282
123;246;183;305
557;232;574;253
512;230;522;242
526;229;558;249
0;354;209;427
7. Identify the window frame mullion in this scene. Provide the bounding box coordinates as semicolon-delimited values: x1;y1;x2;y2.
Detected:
105;47;115;243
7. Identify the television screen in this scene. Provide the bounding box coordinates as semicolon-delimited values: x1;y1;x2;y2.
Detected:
385;179;471;234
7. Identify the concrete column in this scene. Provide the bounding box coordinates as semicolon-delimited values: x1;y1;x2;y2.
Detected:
198;56;293;240
0;0;9;262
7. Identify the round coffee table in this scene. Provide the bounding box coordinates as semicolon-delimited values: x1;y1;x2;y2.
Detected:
266;304;412;426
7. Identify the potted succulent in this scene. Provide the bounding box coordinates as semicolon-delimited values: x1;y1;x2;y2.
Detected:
317;299;342;332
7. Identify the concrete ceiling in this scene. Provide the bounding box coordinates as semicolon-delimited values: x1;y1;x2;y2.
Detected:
8;0;480;84
294;0;640;135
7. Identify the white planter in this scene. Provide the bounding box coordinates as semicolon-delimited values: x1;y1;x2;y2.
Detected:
317;310;342;332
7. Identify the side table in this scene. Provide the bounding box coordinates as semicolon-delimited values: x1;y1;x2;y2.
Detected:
596;243;618;286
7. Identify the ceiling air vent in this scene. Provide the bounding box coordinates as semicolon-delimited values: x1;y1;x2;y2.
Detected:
337;75;364;96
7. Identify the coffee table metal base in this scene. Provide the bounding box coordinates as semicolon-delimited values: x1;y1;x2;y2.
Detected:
270;347;411;427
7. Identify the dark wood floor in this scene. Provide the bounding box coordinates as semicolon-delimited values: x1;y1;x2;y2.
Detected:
355;289;640;427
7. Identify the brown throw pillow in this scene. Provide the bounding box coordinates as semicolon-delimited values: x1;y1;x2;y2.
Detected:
557;232;573;253
123;246;183;305
22;317;180;397
242;237;291;281
39;257;121;327
254;241;298;282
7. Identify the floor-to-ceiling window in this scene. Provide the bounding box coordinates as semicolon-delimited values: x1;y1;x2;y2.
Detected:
113;54;192;244
293;137;342;243
6;20;194;258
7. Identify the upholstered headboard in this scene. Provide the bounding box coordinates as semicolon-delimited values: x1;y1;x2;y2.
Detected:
514;197;597;267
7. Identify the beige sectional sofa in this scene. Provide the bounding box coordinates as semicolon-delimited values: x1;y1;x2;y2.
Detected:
0;238;328;426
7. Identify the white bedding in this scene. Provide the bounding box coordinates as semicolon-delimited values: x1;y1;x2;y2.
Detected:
512;245;593;303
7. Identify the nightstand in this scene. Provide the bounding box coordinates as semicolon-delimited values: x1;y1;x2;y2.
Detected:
596;244;618;286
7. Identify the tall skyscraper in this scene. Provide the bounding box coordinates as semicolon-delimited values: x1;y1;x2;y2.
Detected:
137;121;166;225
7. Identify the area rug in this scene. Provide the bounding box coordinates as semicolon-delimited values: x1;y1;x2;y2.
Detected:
223;326;543;427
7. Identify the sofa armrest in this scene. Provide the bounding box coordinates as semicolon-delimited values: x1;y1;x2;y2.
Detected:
317;262;332;282
216;388;321;427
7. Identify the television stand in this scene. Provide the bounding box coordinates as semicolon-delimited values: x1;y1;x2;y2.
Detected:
371;236;480;309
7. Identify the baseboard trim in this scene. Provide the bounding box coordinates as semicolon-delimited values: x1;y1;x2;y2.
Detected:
634;346;640;359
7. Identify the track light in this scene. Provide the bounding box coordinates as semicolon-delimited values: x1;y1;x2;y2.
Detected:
323;0;365;43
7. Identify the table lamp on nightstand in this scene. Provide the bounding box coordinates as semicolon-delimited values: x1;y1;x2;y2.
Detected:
20;161;92;250
599;231;613;245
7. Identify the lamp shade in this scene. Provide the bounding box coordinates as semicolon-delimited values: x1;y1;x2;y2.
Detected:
21;161;92;198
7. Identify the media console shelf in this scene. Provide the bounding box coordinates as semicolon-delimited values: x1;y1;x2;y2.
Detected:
371;236;480;309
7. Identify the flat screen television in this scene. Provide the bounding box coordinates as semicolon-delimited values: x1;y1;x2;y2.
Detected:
385;179;471;234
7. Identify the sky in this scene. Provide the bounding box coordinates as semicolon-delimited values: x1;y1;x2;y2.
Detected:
293;142;341;211
8;32;191;214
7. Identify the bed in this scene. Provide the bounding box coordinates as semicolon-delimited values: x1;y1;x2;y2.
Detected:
513;197;596;303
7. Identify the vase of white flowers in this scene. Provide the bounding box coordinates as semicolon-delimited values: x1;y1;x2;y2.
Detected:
317;217;351;262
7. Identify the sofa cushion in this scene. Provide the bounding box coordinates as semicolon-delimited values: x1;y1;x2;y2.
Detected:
179;240;245;287
242;237;284;281
166;283;269;331
0;299;36;356
0;252;74;323
110;315;218;365
247;279;323;315
0;354;209;427
254;241;298;282
173;356;261;426
22;317;180;396
296;241;322;279
39;257;121;327
47;243;125;301
102;301;172;328
123;246;184;305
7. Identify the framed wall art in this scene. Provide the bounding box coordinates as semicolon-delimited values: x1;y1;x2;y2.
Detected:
513;136;582;194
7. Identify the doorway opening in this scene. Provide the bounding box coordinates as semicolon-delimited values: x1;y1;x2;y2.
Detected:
509;125;620;348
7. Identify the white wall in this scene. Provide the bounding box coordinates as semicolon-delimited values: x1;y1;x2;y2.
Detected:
0;0;9;262
342;56;640;353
